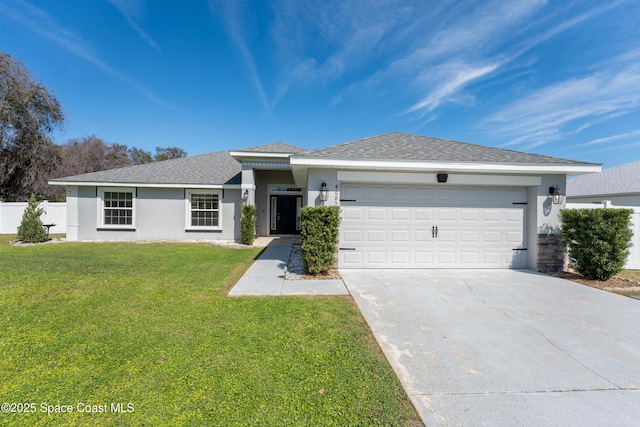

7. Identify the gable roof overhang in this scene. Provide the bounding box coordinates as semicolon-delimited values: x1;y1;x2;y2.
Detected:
230;142;309;165
289;157;602;187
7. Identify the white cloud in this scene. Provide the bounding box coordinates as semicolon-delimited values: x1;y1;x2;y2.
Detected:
569;129;640;148
1;0;170;108
209;0;270;116
107;0;161;52
405;62;502;116
484;61;640;148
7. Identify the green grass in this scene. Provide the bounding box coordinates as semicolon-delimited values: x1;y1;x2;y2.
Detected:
0;235;418;426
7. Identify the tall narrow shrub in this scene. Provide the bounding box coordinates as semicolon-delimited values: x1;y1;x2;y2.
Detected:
560;208;633;281
17;193;47;243
240;203;256;245
301;206;341;275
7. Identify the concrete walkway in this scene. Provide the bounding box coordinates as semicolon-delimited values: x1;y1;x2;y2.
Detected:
229;240;348;296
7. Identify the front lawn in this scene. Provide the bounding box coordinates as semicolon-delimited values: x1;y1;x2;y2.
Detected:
0;236;418;426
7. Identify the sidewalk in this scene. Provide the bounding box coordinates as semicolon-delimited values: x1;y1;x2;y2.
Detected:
228;240;349;296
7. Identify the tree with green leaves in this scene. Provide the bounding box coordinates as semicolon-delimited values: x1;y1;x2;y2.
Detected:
0;52;64;201
154;146;187;161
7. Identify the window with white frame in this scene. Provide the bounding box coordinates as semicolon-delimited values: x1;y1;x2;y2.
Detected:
186;190;221;229
99;188;135;227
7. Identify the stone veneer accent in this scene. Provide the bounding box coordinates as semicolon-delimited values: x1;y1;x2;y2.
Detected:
537;233;566;273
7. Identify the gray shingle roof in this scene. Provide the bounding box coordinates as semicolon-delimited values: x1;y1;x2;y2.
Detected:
567;160;640;197
51;150;242;185
239;142;309;154
302;132;595;165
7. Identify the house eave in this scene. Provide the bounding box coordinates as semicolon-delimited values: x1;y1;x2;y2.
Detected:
48;180;242;189
567;191;640;199
289;157;601;175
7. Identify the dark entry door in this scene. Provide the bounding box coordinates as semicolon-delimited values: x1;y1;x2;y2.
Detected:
271;195;300;235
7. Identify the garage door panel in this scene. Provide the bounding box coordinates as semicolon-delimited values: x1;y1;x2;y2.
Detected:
460;251;480;265
391;251;410;264
414;251;433;264
391;208;410;220
437;209;456;221
343;208;363;221
483;230;501;243
343;229;363;243
460;230;480;243
367;186;388;200
367;229;386;242
341;250;362;266
415;230;432;242
339;184;526;269
391;230;410;242
415;208;433;221
367;251;386;264
506;209;524;222
367;208;386;220
391;186;412;201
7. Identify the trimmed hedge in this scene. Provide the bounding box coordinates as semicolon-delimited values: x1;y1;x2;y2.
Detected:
560;208;633;281
301;206;341;275
17;193;47;243
240;203;257;245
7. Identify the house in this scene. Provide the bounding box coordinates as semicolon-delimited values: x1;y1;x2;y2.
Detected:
50;132;600;271
567;161;640;206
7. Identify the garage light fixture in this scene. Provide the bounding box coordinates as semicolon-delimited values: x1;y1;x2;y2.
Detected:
548;185;564;204
437;173;448;183
319;181;329;202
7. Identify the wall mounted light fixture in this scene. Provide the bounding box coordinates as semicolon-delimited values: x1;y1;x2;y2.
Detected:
242;189;249;201
319;181;329;202
548;185;564;204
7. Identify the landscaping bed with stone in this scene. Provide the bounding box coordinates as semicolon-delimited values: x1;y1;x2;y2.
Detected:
285;243;341;280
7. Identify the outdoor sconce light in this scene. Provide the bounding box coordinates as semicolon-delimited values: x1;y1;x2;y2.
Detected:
548;185;564;204
437;173;448;183
319;181;329;202
242;189;249;201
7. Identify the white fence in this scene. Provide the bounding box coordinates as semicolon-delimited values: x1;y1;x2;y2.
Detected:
566;201;640;270
0;201;67;235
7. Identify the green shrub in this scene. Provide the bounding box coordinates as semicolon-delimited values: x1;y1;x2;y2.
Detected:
240;203;257;245
560;208;633;281
17;193;47;243
301;206;341;275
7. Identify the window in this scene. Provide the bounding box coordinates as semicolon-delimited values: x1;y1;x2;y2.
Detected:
186;190;221;229
98;188;135;228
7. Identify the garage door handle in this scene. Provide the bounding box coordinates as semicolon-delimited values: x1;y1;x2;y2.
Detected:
432;226;438;238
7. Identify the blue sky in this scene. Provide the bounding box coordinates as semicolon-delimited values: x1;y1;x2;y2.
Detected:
1;0;639;168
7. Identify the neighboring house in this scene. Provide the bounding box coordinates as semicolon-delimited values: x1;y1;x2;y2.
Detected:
50;132;600;271
567;161;640;206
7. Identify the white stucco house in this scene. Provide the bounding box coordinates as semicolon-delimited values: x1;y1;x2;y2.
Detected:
567;160;640;206
50;132;600;271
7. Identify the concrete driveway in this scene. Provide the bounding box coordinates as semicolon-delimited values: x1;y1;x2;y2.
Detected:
340;269;640;426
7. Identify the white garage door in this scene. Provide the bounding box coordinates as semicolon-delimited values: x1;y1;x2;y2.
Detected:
339;184;527;269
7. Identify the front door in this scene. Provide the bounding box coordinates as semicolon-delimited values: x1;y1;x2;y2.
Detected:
271;195;301;235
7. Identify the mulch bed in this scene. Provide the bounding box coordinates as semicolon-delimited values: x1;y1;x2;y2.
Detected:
554;270;640;292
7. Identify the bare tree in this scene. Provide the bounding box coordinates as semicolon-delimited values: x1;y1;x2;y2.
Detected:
0;52;64;201
59;135;110;175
